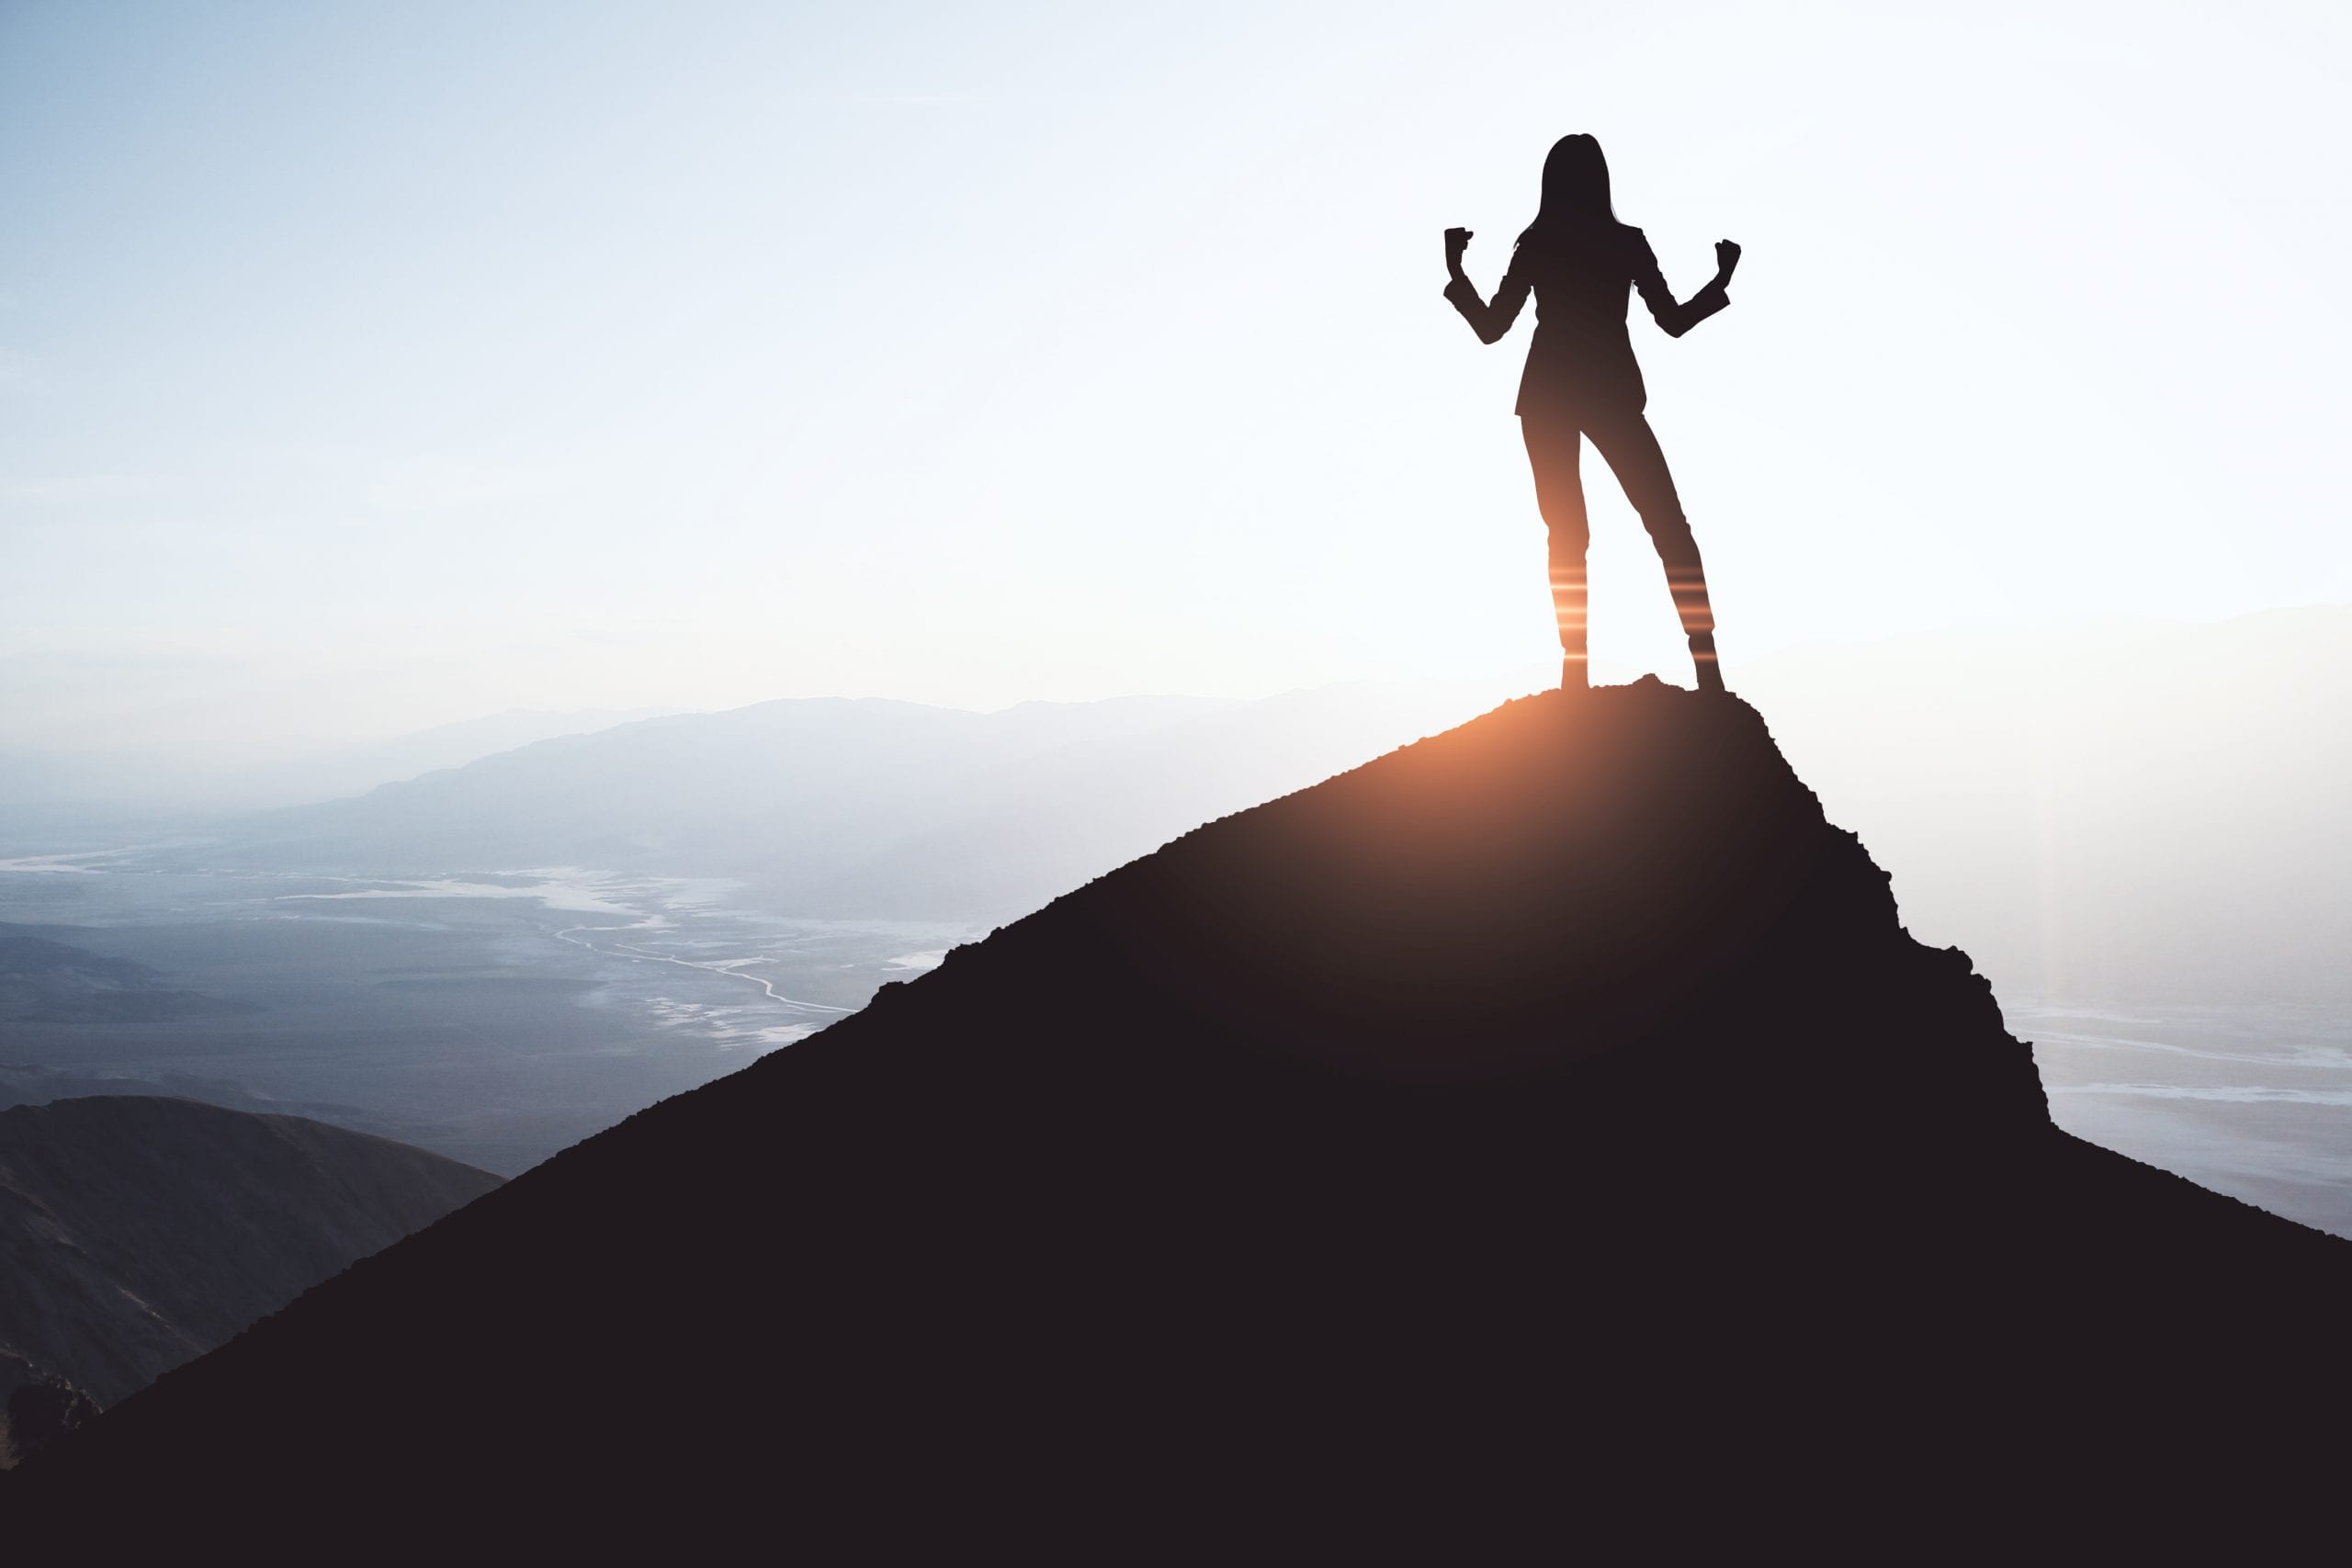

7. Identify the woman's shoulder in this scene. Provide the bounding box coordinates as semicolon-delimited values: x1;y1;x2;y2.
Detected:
1611;224;1662;270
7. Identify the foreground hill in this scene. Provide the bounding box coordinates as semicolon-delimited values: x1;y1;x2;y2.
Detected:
13;682;2347;1546
0;1097;499;1435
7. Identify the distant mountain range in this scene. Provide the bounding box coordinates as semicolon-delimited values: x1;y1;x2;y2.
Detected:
0;1095;498;1459
0;705;673;816
220;680;1523;921
187;607;2352;1004
11;681;2342;1546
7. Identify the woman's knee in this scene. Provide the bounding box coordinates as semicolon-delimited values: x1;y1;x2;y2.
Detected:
1543;515;1590;562
1529;481;1588;542
1641;507;1699;561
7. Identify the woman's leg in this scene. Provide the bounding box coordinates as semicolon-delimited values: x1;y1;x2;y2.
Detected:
1519;413;1591;689
1582;409;1724;693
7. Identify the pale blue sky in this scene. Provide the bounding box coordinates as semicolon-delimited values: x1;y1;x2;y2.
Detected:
5;0;2349;761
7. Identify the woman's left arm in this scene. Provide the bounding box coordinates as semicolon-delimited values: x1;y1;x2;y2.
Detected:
1635;235;1738;339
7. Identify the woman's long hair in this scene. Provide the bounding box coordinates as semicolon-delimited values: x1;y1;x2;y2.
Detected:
1517;132;1626;245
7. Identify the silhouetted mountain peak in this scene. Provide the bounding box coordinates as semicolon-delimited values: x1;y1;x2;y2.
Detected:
894;677;2037;1100
12;680;2346;1547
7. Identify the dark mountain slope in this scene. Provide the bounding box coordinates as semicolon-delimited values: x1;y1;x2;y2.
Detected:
14;682;2348;1547
0;1097;500;1410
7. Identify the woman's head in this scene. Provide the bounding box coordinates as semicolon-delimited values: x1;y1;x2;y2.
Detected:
1521;133;1620;243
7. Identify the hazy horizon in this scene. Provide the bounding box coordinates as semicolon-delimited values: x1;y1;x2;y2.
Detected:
6;600;2343;812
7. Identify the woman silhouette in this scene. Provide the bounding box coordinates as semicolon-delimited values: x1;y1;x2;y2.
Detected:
1445;133;1740;692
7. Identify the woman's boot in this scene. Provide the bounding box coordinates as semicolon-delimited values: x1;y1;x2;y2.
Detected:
1664;553;1724;694
1689;630;1725;694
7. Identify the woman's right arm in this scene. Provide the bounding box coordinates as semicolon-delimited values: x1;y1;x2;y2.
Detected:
1443;231;1532;345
